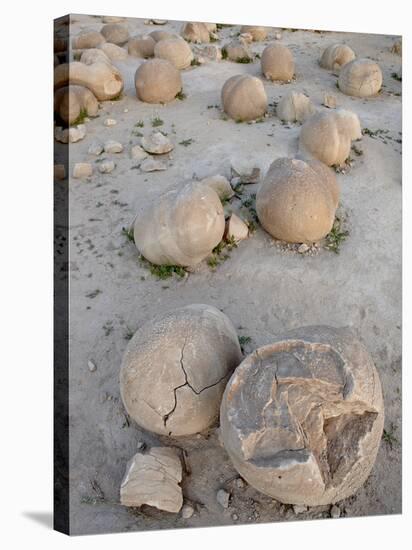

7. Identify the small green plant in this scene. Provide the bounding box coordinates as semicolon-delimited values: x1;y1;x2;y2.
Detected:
175;90;187;100
221;48;228;60
324;218;349;254
351;144;363;156
236;56;253;64
179;138;194;147
139;255;186;280
111;92;123;101
382;423;399;450
207;104;219;109
70;108;88;126
135;120;144;128
124;328;134;341
132;130;143;137
151;116;164;127
207;237;238;270
122;226;134;243
238;335;252;352
209;34;218;42
391;72;402;82
85;289;101;299
191;58;201;66
216;23;234;29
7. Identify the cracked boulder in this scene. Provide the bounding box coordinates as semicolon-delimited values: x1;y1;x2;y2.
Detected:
133;182;225;266
256;158;339;243
319;44;356;72
338;58;383;97
299;109;362;166
220;325;384;506
120;304;242;436
120;447;183;512
222;74;268;122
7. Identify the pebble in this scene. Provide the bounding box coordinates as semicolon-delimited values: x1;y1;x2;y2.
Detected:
330;505;341;519
104;140;123;154
55;124;86;144
136;440;146;451
232;513;239;520
141;132;174;154
130;145;148;161
140;158;167;172
216;489;230;509
104;118;117;127
88;141;104;155
235;477;245;489
231;176;241;186
73;163;93;179
293;504;308;514
88;360;97;372
99;160;115;173
298;243;310;253
275;32;282;40
54;164;66;180
181;503;195;519
323;93;338;109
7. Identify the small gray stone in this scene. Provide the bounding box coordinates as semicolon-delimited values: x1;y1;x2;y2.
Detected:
330;505;341;519
99;160;115;173
323;93;338;109
181;503;195;519
140;158;167;172
73;163;93;179
104;118;117;127
141;132;174;155
293;504;308;514
88;141;104;155
232;513;239;520
216;489;230;509
55;124;86;144
235;477;245;489
298;243;310;253
88;360;97;372
130;145;148;161
104;140;123;154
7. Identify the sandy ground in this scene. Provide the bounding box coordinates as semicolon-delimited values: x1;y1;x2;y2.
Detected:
56;14;402;535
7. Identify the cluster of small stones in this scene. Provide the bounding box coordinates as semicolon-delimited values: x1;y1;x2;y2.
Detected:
55;16;393;518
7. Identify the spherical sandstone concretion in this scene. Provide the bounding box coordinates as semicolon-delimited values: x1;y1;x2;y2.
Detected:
135;59;182;104
224;39;252;62
54;85;99;124
299;109;362;166
100;23;130;45
338;58;383;97
150;30;179;43
221;74;267;122
277;91;315;123
220;325;384;506
120;304;243;437
319;43;356;71
261;43;294;81
154;38;194;69
181;22;210;43
72;30;105;50
128;35;156;58
134;182;225;266
240;26;267;41
256;158;338;243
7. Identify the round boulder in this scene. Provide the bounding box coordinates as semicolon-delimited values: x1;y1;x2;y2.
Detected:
338;58;383;97
154;38;194;69
261;43;294;81
100;23;130;45
240;26;267;41
181;22;210;43
319;43;356;72
72;30;105;50
54;85;98;124
222;74;267;122
128;35;156;58
120;304;242;436
220;325;384;506
256;157;339;243
135;58;182;104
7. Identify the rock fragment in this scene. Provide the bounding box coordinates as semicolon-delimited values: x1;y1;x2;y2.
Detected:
330;505;341;518
323;93;338;109
120;447;183;513
104;140;123;154
181;503;195;519
130;145;149;160
224;214;249;242
98;160;115;173
73;163;93;179
88;360;97;372
216;489;230;509
141;132;173;154
200;175;234;201
104;118;117;127
55;124;86;144
293;504;308;514
140;158;168;172
231;161;260;184
88;141;104;155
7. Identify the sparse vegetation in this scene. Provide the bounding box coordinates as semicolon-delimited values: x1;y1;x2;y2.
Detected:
324;217;349;254
391;72;402;82
382;423;399;450
151;116;164;127
70;108;88;126
175;90;187;100
191;58;201;66
135;120;144;128
236;56;253;64
238;335;252;352
179;138;194;147
122;226;134;242
221;48;228;60
139;255;187;280
207;236;238;270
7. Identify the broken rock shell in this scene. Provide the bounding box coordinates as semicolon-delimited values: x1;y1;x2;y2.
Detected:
338;58;383;97
120;304;242;436
319;43;356;72
220;325;384;506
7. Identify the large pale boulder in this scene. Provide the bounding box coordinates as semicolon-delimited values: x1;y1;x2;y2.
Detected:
80;48;110;65
223;39;252;62
100;23;130;45
120;304;242;436
220;325;384;506
150;30;179;43
54;61;124;101
261;43;294;81
320;44;356;72
128;35;156;58
239;26;267;41
222;74;267;122
133;182;225;266
277;91;315;123
120;447;183;512
154;38;194;69
54;85;98;124
338;58;383;97
256;158;339;243
72;30;105;50
99;42;127;61
181;22;210;43
299;109;362;166
135;59;182;104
